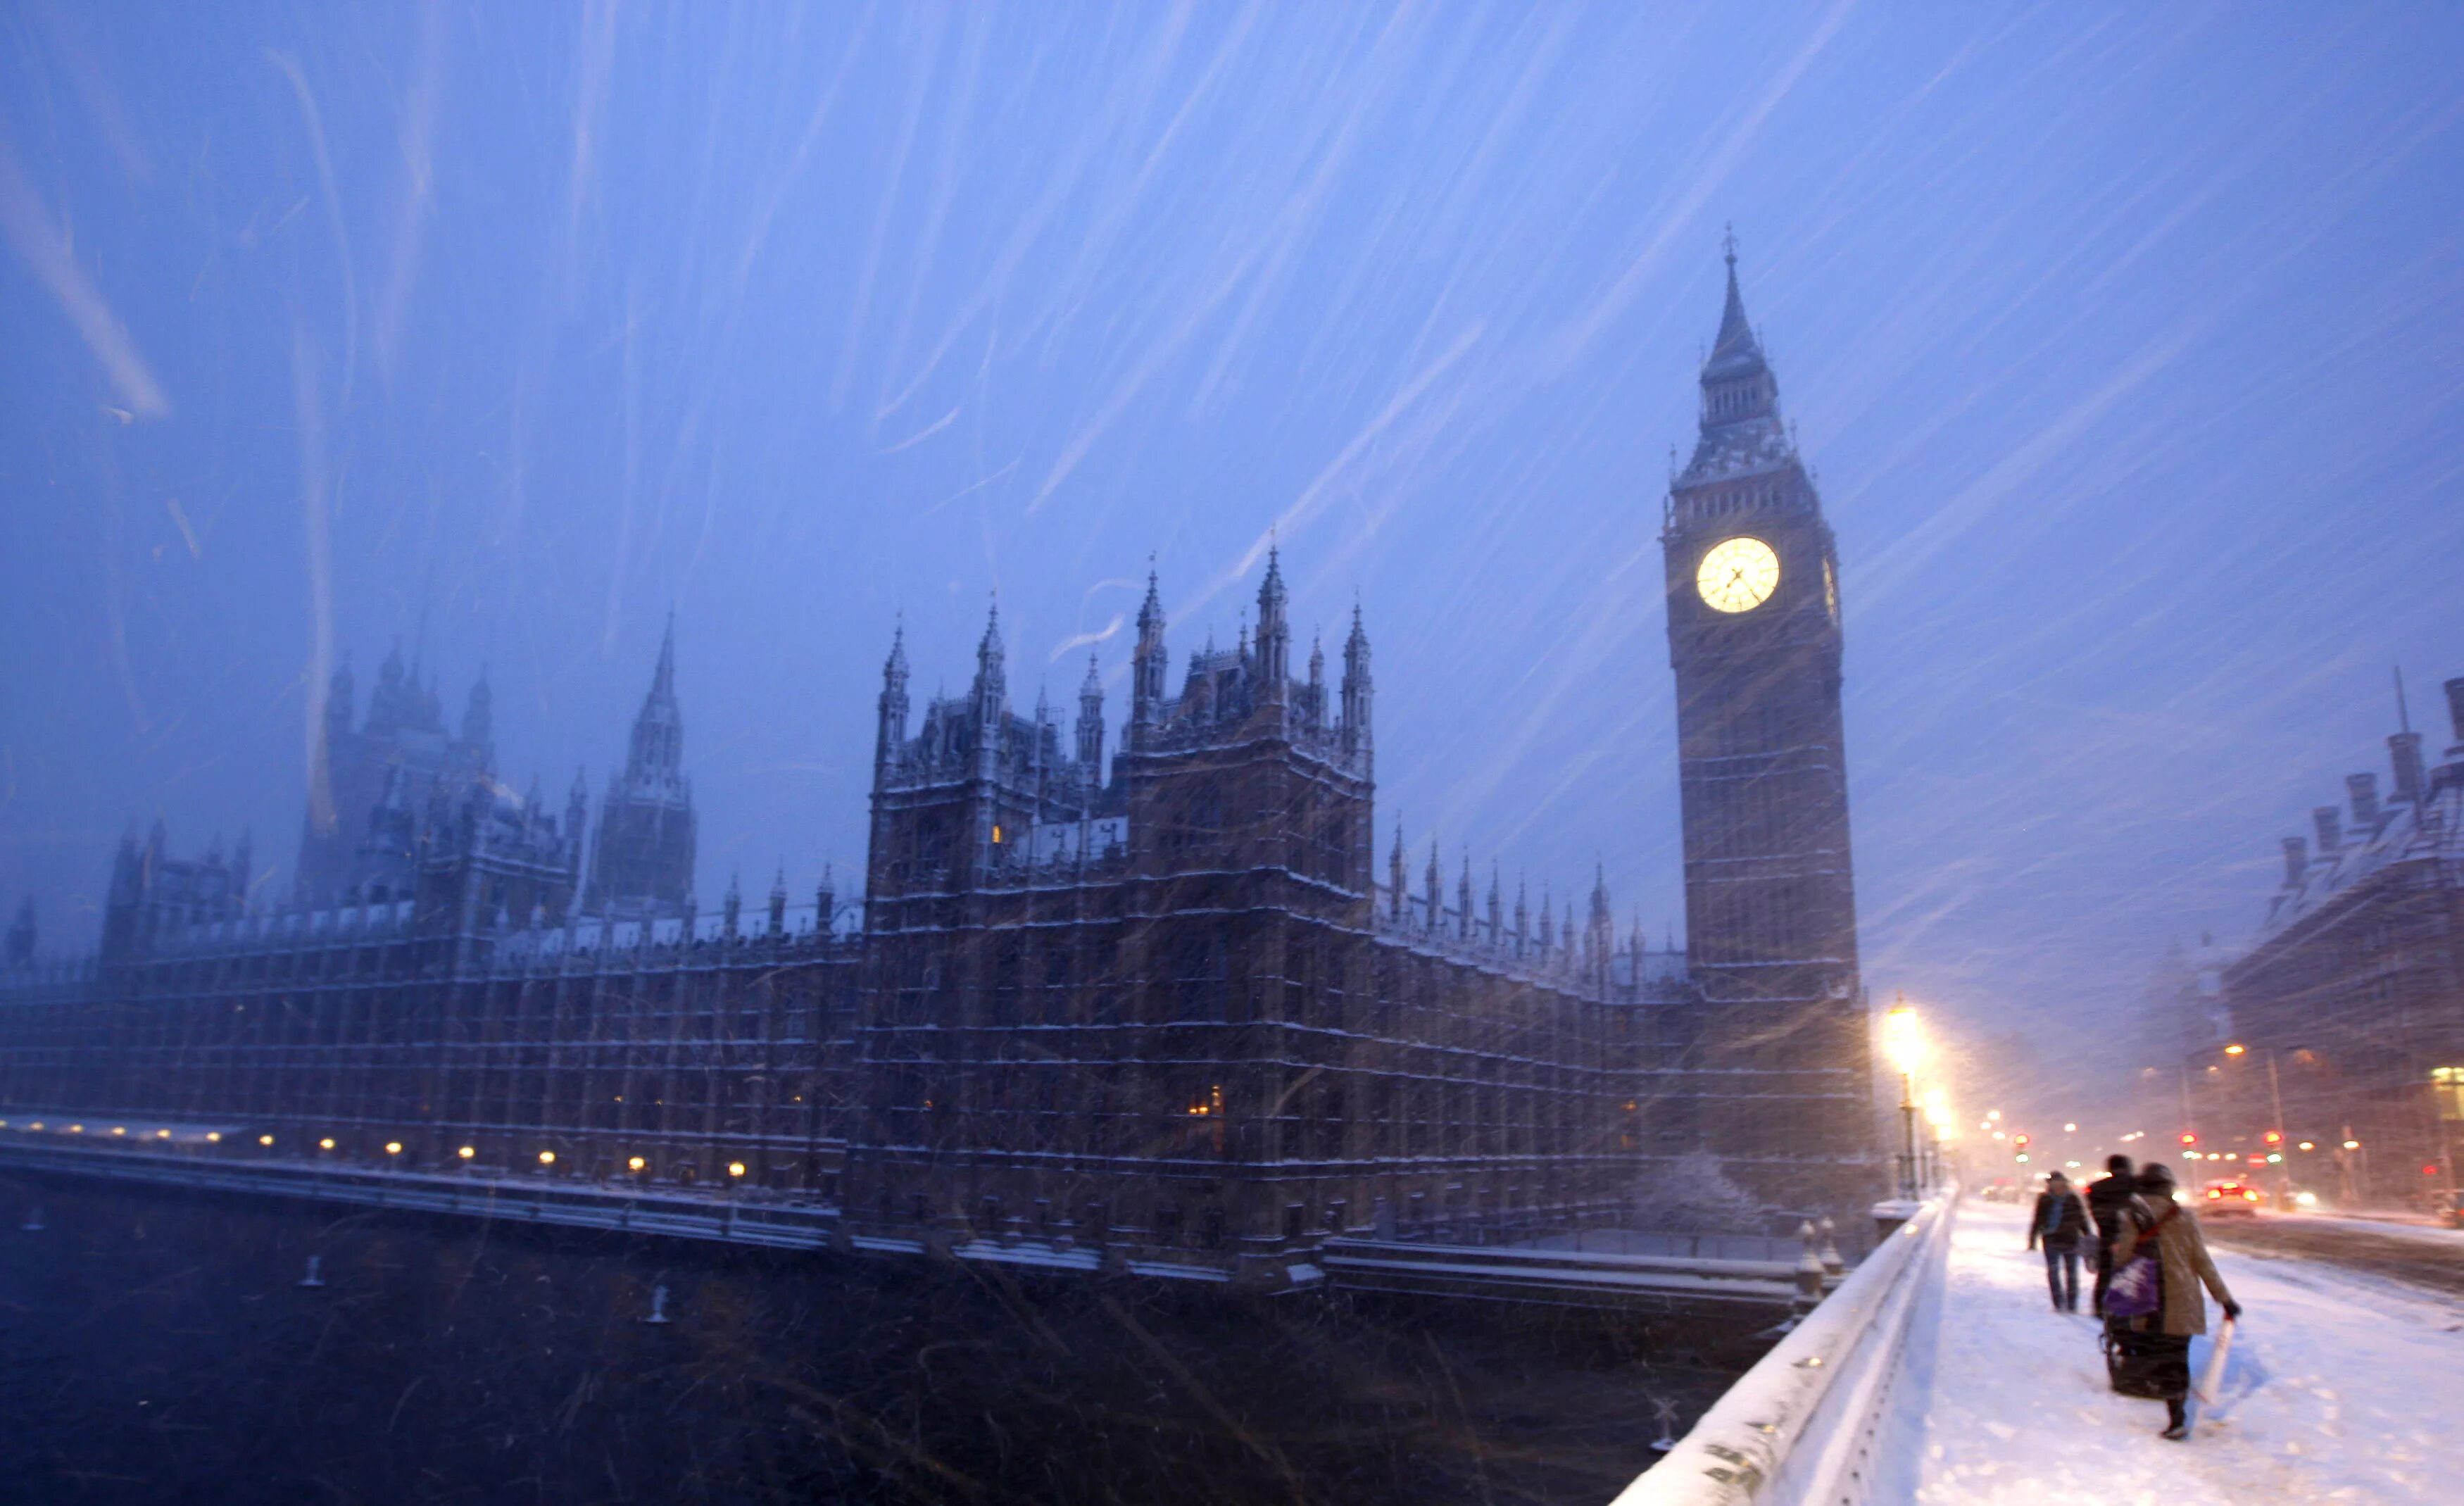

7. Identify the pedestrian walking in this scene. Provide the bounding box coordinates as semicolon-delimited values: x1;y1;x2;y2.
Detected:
2101;1162;2241;1440
2027;1171;2091;1311
2085;1153;2136;1317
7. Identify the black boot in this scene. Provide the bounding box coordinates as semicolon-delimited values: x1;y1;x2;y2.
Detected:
2161;1398;2187;1441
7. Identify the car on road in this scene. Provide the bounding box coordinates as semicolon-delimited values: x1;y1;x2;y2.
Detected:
2201;1179;2265;1215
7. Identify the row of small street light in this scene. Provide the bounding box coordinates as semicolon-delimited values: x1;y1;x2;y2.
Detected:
0;1117;755;1182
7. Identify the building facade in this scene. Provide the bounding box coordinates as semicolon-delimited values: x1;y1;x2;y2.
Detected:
0;250;1880;1276
2210;675;2464;1204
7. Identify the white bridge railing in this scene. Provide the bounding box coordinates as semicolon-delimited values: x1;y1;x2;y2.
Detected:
1610;1191;1953;1506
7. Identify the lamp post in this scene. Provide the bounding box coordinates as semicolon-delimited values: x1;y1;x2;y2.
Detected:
2227;1042;2296;1212
1883;997;1923;1202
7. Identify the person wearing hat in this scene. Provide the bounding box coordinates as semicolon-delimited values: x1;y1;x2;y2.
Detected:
2027;1170;2093;1312
2085;1153;2137;1316
2106;1161;2242;1439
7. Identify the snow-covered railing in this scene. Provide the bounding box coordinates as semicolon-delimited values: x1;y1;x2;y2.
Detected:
1609;1191;1953;1506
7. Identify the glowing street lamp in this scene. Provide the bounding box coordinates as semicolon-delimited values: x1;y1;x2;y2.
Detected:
1884;998;1925;1199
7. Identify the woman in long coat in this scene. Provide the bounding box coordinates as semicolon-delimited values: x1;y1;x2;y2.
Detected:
2106;1162;2242;1438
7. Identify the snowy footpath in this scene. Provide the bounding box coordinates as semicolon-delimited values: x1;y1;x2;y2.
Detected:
1904;1196;2464;1503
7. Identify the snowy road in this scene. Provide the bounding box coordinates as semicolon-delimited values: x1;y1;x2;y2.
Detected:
1906;1197;2464;1503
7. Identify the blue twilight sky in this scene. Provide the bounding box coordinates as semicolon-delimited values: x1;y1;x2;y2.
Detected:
2;2;2460;1084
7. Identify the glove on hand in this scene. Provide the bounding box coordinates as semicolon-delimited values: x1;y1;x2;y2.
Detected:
2221;1300;2242;1321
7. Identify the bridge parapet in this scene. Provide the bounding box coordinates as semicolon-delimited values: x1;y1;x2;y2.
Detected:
1611;1191;1952;1506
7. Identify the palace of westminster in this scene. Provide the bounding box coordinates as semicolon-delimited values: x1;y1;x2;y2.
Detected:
0;256;1882;1283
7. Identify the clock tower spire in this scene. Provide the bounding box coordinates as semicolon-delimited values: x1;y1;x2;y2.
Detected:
1660;239;1875;1210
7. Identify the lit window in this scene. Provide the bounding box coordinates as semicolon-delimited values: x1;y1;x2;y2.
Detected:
318;1138;335;1150
538;1150;556;1165
457;1146;475;1159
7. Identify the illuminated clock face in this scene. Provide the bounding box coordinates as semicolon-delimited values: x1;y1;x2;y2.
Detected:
1697;536;1780;613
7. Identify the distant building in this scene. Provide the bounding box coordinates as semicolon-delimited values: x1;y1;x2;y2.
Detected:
294;644;498;910
0;247;1881;1278
2215;675;2464;1203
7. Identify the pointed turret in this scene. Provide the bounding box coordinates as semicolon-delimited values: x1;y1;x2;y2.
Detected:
815;861;836;934
1255;545;1290;708
1388;820;1407;922
1513;874;1529;958
1133;567;1169;747
460;668;495;768
1423;838;1442;932
1590;862;1614;967
1340;601;1372;767
768;863;788;936
1457;851;1473;941
565;768;589;883
1075;653;1106;776
323;652;356;745
722;870;743;939
876;619;912;777
1677;232;1792;494
974;601;1007;716
653;611;677;698
587;620;698;922
1486;862;1502;946
623;620;686;793
1305;632;1327;731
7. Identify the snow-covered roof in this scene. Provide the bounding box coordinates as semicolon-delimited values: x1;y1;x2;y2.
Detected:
2256;763;2463;943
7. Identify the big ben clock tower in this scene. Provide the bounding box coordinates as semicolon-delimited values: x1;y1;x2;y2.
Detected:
1661;240;1877;1209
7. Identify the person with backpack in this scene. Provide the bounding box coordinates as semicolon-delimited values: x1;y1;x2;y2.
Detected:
2027;1171;2092;1311
2103;1161;2242;1439
2085;1153;2137;1316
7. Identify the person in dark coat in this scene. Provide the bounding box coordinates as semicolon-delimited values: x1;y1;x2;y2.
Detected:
2027;1171;2092;1311
2107;1162;2241;1439
2086;1153;2137;1316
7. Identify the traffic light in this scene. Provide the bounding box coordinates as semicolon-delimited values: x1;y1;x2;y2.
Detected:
2179;1131;2197;1147
2263;1131;2282;1146
2013;1134;2030;1149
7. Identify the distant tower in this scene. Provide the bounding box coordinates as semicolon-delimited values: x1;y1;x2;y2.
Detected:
1076;653;1106;778
1660;237;1873;1204
1256;546;1290;708
1131;571;1168;749
877;621;911;775
587;615;698;920
1340;603;1373;772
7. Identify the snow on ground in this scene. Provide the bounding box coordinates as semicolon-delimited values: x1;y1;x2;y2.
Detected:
1904;1196;2464;1503
2281;1211;2464;1250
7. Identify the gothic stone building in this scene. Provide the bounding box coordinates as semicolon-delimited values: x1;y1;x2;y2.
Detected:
2211;675;2464;1203
0;251;1879;1278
